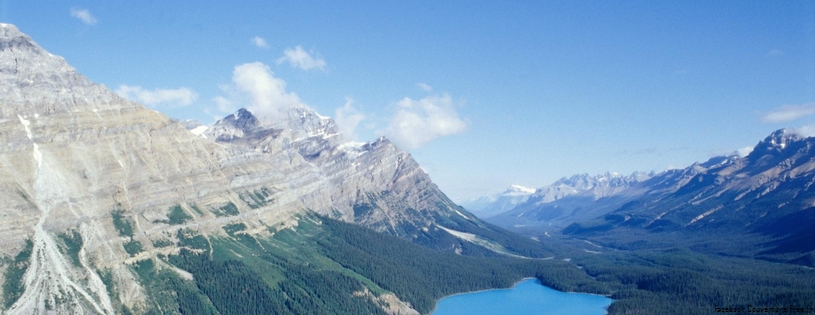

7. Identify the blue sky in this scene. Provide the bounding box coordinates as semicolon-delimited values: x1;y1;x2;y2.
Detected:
3;1;814;201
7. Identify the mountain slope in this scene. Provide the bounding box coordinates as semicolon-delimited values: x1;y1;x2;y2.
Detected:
556;130;815;263
0;23;252;314
0;23;555;314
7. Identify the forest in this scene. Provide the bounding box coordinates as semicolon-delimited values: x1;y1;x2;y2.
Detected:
91;214;815;315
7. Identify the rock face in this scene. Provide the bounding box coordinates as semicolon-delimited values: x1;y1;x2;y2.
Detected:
487;127;815;263
202;104;467;236
0;23;466;314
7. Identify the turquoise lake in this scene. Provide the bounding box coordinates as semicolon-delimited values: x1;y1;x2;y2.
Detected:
431;279;613;315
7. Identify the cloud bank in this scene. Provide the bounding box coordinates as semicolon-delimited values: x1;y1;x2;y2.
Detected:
761;103;815;123
277;46;326;71
335;98;365;141
735;146;754;157
213;62;310;122
384;94;467;149
234;62;307;119
115;85;198;108
70;8;97;25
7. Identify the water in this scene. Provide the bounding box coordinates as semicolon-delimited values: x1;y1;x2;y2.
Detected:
431;279;613;315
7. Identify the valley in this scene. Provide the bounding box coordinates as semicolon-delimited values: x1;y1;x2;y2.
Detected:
0;20;813;315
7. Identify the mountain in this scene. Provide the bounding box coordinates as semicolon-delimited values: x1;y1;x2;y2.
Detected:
460;185;535;218
487;171;652;232
0;23;555;314
487;127;815;264
2;23;814;315
579;129;815;261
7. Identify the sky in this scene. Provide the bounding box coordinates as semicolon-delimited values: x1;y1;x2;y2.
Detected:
2;1;815;202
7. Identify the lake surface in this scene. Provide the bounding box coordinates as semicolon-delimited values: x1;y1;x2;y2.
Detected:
431;279;613;315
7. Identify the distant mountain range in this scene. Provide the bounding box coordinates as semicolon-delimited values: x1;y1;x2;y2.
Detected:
466;171;652;225
476;129;815;265
3;22;812;315
460;185;536;218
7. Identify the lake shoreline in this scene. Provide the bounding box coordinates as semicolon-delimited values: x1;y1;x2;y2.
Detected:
428;278;535;315
429;277;613;315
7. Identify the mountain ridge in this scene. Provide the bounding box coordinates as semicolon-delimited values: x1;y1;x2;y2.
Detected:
0;23;521;314
484;128;815;264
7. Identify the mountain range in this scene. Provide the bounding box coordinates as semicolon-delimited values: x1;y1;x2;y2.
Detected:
476;129;815;265
0;23;549;314
1;23;813;315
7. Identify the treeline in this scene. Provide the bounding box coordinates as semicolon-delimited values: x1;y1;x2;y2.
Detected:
131;225;394;315
122;214;815;315
316;217;606;314
126;216;608;315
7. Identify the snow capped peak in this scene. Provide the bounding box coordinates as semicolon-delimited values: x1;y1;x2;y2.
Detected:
751;128;807;156
0;23;138;118
530;170;653;203
461;185;537;217
505;185;536;195
1;23;48;57
767;129;804;146
0;22;23;35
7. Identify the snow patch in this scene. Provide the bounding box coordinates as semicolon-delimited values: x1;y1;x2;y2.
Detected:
190;125;208;138
338;141;368;159
18;115;41;167
338;141;366;151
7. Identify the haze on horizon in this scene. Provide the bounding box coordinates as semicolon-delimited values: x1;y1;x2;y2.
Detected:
3;1;814;202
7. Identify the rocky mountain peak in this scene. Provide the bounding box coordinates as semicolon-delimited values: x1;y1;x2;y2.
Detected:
206;108;263;141
0;23;133;119
207;106;341;146
552;172;636;189
0;23;38;52
530;171;651;204
755;128;806;152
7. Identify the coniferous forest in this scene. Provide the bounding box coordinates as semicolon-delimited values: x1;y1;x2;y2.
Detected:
95;215;815;315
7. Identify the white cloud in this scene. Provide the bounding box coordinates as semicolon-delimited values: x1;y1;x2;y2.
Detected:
70;8;97;25
761;103;815;123
735;146;754;157
213;62;308;121
335;98;366;141
790;125;815;138
115;85;198;108
383;94;467;150
213;95;234;114
276;46;326;71
252;36;269;49
417;82;433;92
768;49;784;56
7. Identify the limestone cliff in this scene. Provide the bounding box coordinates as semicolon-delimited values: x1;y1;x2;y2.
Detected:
0;23;466;314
